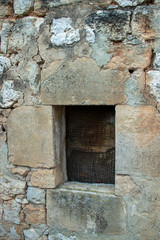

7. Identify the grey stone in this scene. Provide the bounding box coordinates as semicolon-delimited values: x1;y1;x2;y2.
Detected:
0;81;20;108
50;18;80;46
85;26;95;43
41;58;129;105
0;224;7;237
4;200;21;224
14;0;34;15
9;226;21;240
0;174;26;200
115;0;144;7
23;228;39;240
0;55;10;76
47;189;126;235
27;187;45;204
153;53;160;70
0;201;2;220
146;70;160;103
0;133;8;175
125;69;146;106
91;32;112;67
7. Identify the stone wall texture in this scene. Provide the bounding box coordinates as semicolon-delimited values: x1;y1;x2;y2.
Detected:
0;0;160;240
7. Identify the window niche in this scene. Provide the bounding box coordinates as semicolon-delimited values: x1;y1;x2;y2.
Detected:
66;106;115;184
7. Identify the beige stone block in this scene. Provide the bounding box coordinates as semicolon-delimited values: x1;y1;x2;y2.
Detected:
23;204;46;225
30;168;62;188
41;57;129;105
115;175;136;196
7;106;55;168
116;105;160;177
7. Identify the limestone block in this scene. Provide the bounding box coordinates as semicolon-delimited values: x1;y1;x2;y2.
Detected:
116;105;160;177
27;187;45;204
132;6;160;40
146;70;160;103
47;189;126;234
23;204;46;225
7;106;56;168
41;57;129;105
3;200;21;224
14;0;34;15
30;168;62;188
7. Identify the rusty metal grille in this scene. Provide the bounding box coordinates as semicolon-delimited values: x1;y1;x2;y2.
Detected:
66;106;115;184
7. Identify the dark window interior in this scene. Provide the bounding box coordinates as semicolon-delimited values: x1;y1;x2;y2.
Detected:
66;106;115;184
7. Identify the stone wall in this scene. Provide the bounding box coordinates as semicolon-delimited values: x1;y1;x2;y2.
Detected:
0;0;160;239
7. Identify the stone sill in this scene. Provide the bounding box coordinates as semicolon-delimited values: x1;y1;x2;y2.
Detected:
57;181;115;195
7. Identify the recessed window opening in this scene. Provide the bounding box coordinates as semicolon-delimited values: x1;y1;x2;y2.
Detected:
66;106;115;184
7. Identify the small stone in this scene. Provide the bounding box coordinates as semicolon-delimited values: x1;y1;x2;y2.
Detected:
115;0;144;7
23;204;46;225
85;26;95;43
0;55;11;76
0;201;2;220
4;200;21;224
153;53;160;70
12;167;30;177
51;18;72;35
0;81;20;108
27;187;45;204
23;228;39;240
30;168;62;189
9;225;20;240
16;195;28;204
50;18;80;46
14;0;34;15
146;70;160;103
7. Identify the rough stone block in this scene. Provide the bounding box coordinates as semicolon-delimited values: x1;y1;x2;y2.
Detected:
3;200;21;224
14;0;34;15
132;6;160;40
7;106;56;168
42;58;129;105
47;189;126;235
146;70;160;103
0;174;26;200
116;105;160;177
23;204;46;225
30;168;62;189
27;187;45;204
